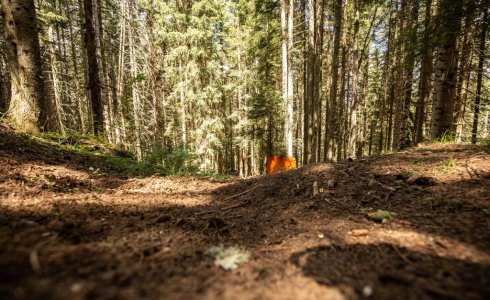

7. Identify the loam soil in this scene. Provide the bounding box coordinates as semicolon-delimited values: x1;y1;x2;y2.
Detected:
0;125;489;300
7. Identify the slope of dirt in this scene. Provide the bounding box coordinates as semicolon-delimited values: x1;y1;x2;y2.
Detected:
0;126;489;300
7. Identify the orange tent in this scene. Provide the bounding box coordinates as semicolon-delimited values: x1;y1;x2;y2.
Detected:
266;156;296;175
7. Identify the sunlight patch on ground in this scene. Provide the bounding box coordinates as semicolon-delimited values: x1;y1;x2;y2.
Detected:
346;228;490;264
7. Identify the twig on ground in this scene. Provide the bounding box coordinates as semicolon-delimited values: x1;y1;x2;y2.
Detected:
465;159;475;179
29;250;41;273
391;244;411;264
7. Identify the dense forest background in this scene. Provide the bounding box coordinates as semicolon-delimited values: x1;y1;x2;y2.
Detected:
0;0;489;176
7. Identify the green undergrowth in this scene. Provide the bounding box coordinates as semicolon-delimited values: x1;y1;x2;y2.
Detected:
481;140;490;154
23;132;230;179
28;132;165;176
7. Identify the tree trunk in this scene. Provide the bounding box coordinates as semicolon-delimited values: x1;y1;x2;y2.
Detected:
392;0;407;149
82;0;104;135
45;25;65;133
0;54;7;112
125;1;142;160
379;1;396;153
1;0;46;133
348;0;360;158
414;0;434;145
66;0;86;133
281;0;294;157
430;0;463;139
454;1;476;143
471;9;488;144
337;0;349;161
399;0;419;149
325;0;343;160
314;0;324;161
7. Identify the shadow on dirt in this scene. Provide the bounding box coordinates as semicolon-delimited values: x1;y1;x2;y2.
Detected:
290;243;490;299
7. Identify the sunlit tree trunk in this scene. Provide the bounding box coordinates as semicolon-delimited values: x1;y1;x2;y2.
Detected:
414;0;434;145
281;0;293;157
66;0;86;133
1;0;46;133
326;0;343;160
430;0;463;139
128;1;142;160
379;2;395;153
45;25;65;133
0;55;7;112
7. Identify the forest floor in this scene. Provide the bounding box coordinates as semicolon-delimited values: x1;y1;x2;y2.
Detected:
0;124;489;300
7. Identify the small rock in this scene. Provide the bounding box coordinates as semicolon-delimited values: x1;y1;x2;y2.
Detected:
70;282;83;293
362;285;373;297
318;233;324;239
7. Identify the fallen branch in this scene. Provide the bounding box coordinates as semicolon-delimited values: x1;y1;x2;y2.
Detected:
195;184;262;216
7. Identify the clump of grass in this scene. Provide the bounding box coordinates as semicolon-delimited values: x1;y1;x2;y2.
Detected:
434;131;455;144
437;155;457;174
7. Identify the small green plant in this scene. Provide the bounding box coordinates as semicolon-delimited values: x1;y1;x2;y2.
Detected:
147;147;198;175
446;155;456;168
481;139;490;154
436;155;457;174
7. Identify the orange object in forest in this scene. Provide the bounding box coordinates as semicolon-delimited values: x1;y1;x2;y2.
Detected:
266;156;296;175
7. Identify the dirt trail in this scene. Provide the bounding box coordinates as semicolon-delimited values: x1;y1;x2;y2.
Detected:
1;127;489;299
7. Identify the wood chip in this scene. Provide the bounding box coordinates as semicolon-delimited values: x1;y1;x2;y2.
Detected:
312;181;319;196
351;229;369;236
29;250;41;273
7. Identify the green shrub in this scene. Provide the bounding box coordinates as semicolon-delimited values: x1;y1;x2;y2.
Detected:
147;147;198;175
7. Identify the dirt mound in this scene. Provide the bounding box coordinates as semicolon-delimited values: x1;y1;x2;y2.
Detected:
0;126;489;299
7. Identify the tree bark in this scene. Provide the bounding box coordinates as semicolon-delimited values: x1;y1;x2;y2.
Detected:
1;0;46;132
399;0;419;149
471;9;488;144
454;1;476;143
414;0;434;145
348;0;360;158
392;0;407;149
430;0;463;139
325;0;343;160
82;0;104;135
281;0;293;157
